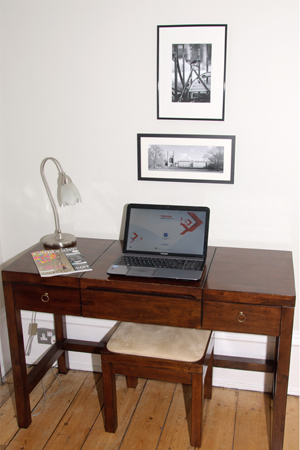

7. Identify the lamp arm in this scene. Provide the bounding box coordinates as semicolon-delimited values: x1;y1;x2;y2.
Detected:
40;157;64;234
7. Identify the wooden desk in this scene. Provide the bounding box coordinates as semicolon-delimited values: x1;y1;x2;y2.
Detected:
2;238;296;450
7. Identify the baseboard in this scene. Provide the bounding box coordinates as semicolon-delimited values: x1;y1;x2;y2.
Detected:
1;308;299;395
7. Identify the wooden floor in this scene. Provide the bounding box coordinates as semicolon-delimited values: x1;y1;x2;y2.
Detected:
0;368;298;450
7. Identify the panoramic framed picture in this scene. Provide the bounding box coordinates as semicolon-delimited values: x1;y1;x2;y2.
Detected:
157;24;227;121
137;134;235;184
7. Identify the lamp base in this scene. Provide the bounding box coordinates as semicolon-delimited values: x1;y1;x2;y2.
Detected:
41;232;77;249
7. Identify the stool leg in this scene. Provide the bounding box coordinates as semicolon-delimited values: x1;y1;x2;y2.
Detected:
204;348;214;400
126;376;138;389
190;372;203;448
102;361;118;433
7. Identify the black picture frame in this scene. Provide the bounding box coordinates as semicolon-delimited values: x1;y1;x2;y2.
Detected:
157;24;227;121
138;133;235;184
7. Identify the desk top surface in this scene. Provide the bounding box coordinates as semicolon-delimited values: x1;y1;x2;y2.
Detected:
2;237;296;306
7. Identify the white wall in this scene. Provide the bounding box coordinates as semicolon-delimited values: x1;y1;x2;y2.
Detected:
0;0;299;393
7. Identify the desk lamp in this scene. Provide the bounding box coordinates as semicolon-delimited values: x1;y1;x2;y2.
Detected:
40;157;81;248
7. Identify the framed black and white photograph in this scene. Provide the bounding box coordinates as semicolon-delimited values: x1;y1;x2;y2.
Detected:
157;24;227;121
138;134;235;184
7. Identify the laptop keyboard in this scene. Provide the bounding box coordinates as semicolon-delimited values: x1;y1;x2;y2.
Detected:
115;255;204;271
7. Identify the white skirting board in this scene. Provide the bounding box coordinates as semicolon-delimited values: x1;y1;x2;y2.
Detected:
0;308;299;396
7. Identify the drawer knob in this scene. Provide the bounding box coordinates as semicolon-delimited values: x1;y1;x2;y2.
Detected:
237;312;246;323
41;293;50;303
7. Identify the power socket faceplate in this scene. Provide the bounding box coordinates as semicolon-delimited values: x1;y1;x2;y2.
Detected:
37;328;56;344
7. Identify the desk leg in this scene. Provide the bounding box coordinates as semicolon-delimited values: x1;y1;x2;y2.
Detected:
271;307;294;450
54;314;69;374
3;281;31;428
272;337;279;399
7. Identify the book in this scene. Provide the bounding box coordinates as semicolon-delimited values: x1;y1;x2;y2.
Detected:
31;247;92;277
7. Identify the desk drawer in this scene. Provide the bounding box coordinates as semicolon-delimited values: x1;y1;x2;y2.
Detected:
202;301;281;336
13;283;81;315
82;290;201;329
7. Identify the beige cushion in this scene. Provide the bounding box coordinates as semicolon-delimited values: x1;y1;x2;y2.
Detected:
107;322;211;362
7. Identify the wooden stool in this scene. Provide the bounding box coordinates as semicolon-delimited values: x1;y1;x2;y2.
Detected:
101;322;214;447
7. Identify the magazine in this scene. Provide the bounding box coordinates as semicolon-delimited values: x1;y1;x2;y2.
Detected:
31;247;92;277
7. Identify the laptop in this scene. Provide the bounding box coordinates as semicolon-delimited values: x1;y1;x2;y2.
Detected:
107;204;210;280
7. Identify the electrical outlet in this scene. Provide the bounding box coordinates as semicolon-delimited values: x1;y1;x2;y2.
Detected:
37;328;56;344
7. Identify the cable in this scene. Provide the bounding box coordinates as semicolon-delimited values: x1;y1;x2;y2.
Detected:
25;312;37;356
32;366;62;417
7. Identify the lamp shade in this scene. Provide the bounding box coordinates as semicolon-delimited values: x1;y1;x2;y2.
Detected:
57;173;82;207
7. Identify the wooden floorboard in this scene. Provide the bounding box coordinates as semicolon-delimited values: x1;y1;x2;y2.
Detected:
233;390;272;450
0;369;298;450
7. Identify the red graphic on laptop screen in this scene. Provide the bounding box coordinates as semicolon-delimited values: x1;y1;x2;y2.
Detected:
130;232;143;243
180;212;203;235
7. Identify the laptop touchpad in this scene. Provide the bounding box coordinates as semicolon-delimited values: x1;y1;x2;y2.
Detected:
127;267;156;277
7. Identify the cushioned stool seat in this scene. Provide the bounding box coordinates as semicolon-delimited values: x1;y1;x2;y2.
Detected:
101;322;214;447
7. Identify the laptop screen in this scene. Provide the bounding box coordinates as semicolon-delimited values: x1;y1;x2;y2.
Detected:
123;204;210;257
